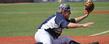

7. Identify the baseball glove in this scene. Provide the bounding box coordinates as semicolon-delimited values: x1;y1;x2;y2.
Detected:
84;0;94;13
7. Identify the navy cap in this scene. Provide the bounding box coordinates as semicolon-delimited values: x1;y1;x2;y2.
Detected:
59;4;70;11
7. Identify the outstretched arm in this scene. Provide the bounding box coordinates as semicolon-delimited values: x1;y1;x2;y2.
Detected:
74;10;89;23
74;0;94;23
67;22;94;28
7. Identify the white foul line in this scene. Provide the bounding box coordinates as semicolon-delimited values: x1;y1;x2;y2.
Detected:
90;30;109;36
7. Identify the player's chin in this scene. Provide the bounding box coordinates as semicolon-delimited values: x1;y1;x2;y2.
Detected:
65;16;70;19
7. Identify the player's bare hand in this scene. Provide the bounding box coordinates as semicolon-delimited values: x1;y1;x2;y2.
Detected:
83;10;89;16
83;22;94;28
84;10;89;15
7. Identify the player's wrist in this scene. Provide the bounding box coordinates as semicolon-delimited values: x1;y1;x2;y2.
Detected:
80;24;88;28
84;10;89;15
79;24;85;28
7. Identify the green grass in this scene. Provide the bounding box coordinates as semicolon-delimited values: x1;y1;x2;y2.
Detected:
0;2;109;37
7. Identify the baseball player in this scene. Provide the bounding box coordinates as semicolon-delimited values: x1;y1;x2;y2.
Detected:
35;3;94;44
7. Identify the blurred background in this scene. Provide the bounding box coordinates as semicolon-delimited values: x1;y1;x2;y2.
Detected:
0;0;109;44
0;0;109;3
0;0;109;37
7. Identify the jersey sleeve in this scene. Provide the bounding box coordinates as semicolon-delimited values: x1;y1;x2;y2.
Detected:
55;15;69;28
60;19;69;28
66;18;76;23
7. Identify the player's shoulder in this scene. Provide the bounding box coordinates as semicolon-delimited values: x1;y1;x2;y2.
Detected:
55;12;64;19
55;12;66;24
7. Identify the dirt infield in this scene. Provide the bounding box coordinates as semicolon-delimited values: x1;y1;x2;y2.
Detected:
92;10;109;14
0;36;109;44
70;36;109;44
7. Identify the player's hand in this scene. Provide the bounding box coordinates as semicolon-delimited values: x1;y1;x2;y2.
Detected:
82;22;94;28
84;9;89;16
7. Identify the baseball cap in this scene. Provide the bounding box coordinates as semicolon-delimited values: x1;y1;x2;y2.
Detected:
59;4;71;11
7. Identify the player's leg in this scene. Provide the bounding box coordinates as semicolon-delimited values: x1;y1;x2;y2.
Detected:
35;29;52;44
53;36;80;44
62;36;80;44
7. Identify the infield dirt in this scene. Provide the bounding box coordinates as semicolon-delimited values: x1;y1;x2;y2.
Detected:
0;36;109;44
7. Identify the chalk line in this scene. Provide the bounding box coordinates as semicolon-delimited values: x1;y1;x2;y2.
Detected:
90;30;109;36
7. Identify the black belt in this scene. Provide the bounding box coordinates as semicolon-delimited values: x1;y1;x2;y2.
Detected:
44;28;61;39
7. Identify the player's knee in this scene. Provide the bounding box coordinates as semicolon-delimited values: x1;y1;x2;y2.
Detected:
35;42;43;44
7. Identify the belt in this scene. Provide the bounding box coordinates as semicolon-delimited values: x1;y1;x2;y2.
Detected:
44;28;61;39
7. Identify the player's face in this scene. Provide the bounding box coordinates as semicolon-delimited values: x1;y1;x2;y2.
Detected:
64;10;71;19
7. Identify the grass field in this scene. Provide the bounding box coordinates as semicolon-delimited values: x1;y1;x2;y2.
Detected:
0;2;109;37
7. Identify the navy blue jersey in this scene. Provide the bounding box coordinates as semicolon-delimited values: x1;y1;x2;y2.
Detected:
38;12;69;29
37;12;70;39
